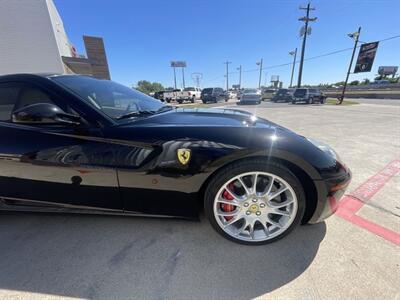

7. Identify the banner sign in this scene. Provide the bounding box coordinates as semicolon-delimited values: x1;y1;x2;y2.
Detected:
354;42;379;73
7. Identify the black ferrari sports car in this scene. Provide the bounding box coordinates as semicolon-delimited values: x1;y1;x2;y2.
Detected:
0;74;351;245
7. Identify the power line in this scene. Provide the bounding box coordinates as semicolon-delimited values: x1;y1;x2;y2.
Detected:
203;34;400;84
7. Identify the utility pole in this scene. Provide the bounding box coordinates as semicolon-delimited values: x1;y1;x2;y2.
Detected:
173;67;177;89
224;61;232;91
256;59;263;89
339;27;361;105
181;67;185;89
237;65;242;89
297;3;317;87
289;48;297;88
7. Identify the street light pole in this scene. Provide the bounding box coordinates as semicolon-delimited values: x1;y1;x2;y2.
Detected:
289;48;297;88
257;59;263;89
297;3;317;88
181;67;185;89
237;65;242;89
173;67;177;89
224;61;232;91
339;26;361;105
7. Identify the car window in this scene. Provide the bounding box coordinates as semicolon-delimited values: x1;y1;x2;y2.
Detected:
0;83;19;121
184;87;196;91
0;82;57;122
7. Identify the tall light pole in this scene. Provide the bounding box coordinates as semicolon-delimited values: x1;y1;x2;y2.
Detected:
339;27;361;105
256;59;263;89
237;65;242;89
297;3;317;87
224;61;232;91
173;67;177;89
181;67;185;89
289;48;297;88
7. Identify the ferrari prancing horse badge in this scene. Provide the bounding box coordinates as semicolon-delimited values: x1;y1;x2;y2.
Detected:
177;149;191;165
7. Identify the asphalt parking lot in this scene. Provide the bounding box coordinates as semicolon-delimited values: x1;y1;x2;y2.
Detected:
0;99;399;300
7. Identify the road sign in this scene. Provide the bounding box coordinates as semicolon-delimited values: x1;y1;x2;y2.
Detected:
170;61;187;68
354;42;379;73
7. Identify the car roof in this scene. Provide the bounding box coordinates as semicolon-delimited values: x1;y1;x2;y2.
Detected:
0;73;87;82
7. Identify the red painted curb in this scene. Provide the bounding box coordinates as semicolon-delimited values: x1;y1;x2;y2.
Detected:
335;158;400;246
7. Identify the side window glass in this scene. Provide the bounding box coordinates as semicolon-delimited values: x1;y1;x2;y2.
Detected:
15;86;54;111
0;83;20;122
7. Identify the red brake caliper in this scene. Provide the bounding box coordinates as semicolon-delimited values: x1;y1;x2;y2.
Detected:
221;183;235;221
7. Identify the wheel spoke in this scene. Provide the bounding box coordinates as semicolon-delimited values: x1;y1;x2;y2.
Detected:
270;198;294;209
237;177;251;196
224;184;243;201
224;215;242;227
268;186;288;200
248;220;255;239
261;221;270;236
259;176;274;197
250;173;258;194
267;217;282;228
270;209;290;217
217;197;241;207
217;209;240;217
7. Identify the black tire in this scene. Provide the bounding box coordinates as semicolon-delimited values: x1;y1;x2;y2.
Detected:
166;99;171;103
204;159;306;245
202;100;207;104
308;97;313;104
177;100;183;104
191;96;195;103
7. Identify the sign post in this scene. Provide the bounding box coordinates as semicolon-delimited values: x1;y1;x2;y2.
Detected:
338;27;361;105
170;61;187;89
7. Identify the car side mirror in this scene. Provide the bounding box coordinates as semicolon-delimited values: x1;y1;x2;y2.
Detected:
12;103;81;126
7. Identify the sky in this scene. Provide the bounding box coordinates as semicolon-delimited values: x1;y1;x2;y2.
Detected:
54;0;400;89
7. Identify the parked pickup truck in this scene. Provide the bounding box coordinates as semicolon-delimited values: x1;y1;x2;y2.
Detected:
176;87;202;103
163;89;181;103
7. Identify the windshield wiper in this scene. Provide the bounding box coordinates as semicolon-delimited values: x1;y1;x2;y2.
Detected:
155;105;174;113
116;110;156;120
116;106;175;120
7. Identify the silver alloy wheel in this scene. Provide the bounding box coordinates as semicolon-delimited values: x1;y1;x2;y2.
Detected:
213;171;298;242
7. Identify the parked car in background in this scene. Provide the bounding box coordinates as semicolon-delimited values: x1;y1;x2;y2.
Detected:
271;88;293;103
292;88;326;104
201;87;227;103
176;87;201;104
163;89;181;103
153;90;165;101
261;88;277;101
228;90;236;99
239;88;262;105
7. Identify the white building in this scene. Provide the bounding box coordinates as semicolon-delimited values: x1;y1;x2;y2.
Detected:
0;0;75;75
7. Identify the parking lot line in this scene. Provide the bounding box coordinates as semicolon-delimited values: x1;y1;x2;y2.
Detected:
335;158;400;246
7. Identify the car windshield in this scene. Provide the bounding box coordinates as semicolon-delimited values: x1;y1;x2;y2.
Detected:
243;89;258;94
184;87;196;91
202;88;213;94
52;76;166;119
294;89;307;97
277;89;288;94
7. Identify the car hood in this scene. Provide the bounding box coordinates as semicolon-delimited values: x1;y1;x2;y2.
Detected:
117;108;279;129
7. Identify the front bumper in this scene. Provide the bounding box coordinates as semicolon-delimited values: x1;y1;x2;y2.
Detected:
308;166;352;224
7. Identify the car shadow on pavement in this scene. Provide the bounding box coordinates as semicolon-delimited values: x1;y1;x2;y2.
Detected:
0;212;326;299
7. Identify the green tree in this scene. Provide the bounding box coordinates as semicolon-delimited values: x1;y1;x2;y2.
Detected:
349;80;360;85
136;80;164;94
361;78;370;85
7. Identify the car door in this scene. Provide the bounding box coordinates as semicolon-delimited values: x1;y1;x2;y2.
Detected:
0;81;122;211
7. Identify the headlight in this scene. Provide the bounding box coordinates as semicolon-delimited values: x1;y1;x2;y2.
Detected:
307;138;339;160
